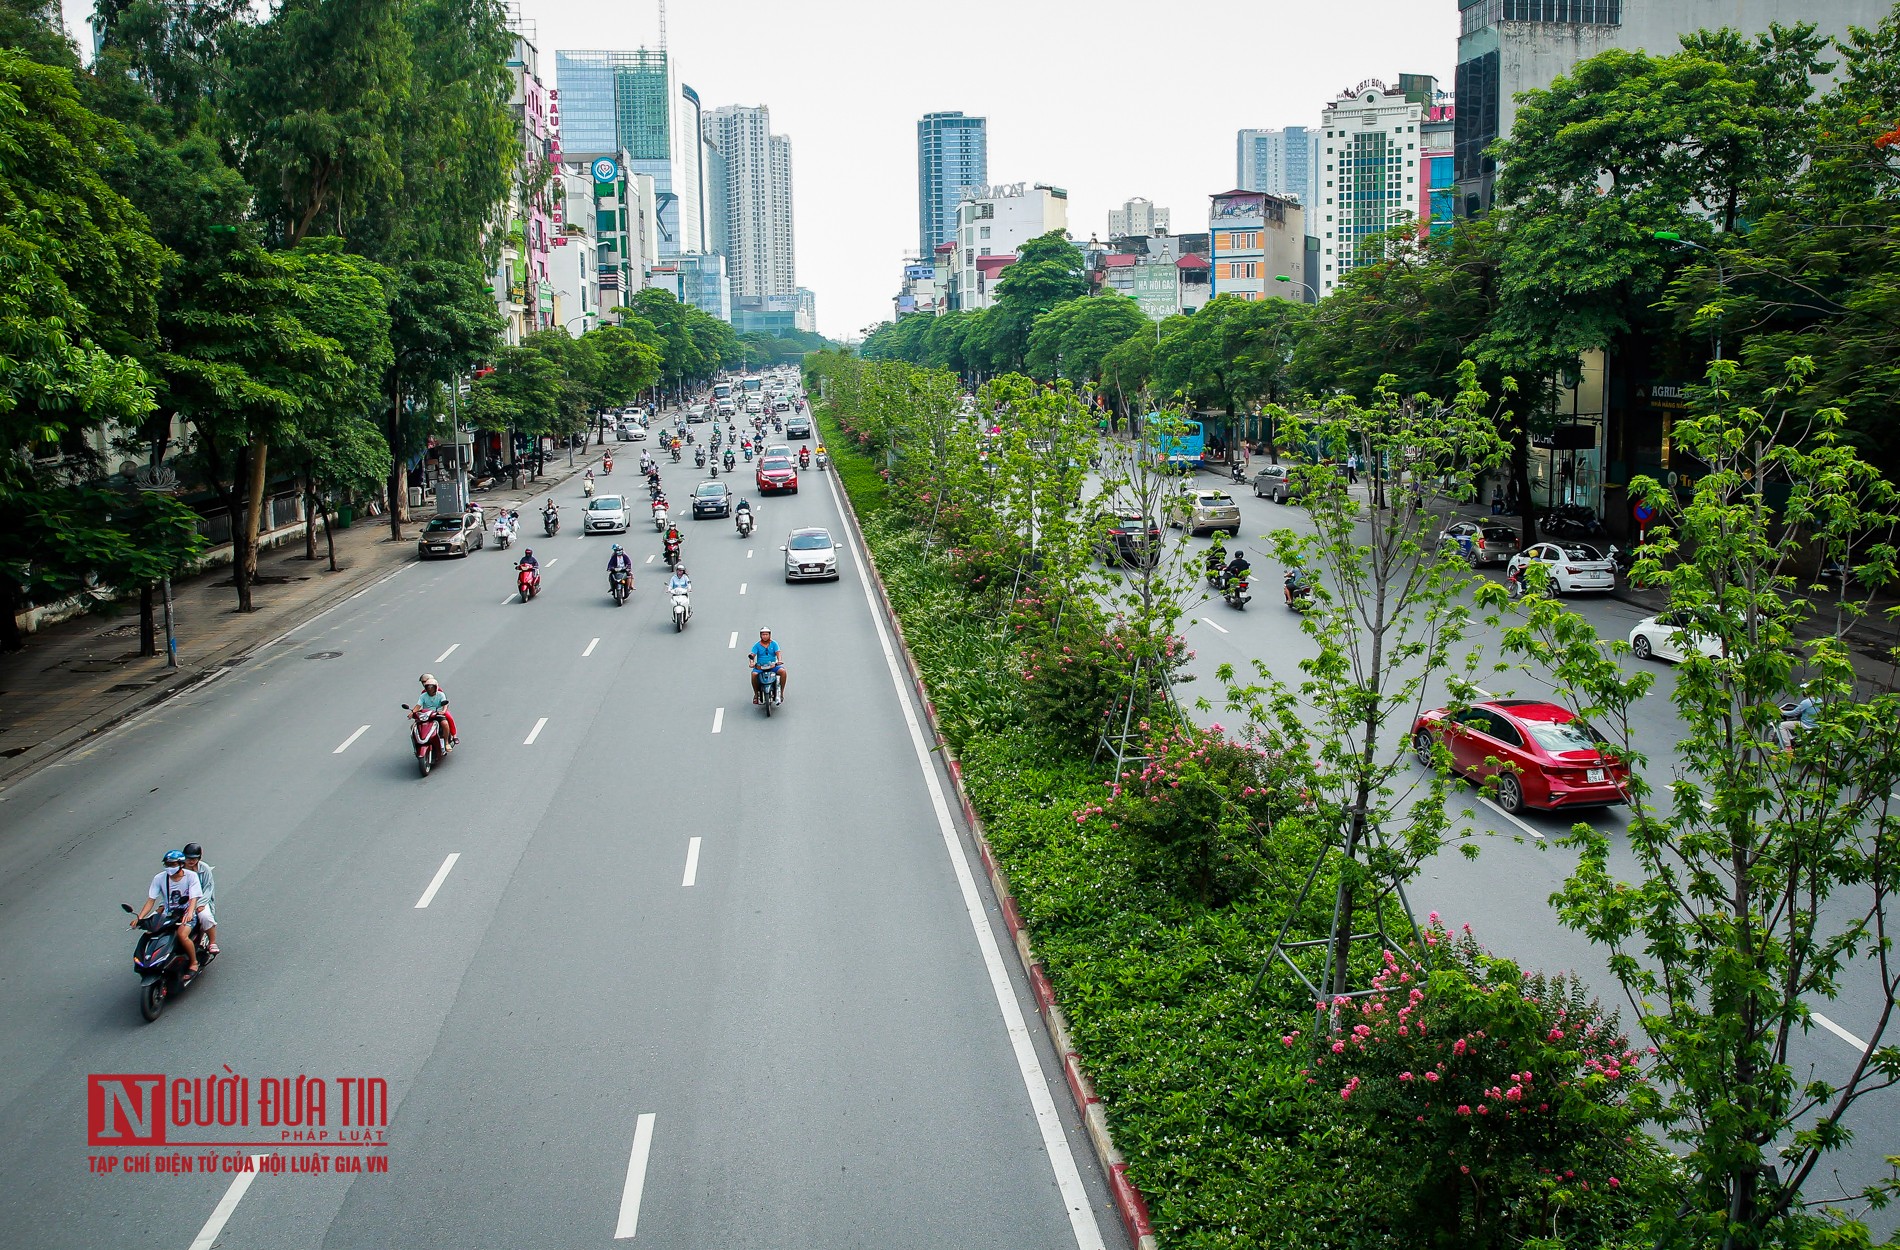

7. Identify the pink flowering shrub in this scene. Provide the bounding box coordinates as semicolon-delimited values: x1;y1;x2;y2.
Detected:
1304;918;1665;1247
1075;719;1306;904
1013;593;1189;741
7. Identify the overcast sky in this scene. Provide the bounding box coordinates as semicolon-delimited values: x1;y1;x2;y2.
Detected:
66;0;1455;340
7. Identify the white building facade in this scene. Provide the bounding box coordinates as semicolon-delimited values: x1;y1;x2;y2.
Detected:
1317;81;1425;295
952;182;1069;310
703;104;796;301
1107;197;1170;239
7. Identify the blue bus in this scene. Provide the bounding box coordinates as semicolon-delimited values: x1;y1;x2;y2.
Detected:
1145;415;1204;467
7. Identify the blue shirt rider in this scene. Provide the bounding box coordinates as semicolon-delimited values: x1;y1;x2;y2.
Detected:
748;627;785;704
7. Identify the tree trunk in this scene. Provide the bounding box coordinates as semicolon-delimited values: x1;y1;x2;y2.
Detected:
321;497;338;572
1509;416;1537;546
387;384;406;541
139;584;157;657
303;471;320;562
235;439;269;613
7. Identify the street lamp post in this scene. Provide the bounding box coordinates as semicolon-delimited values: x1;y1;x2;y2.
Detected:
1653;231;1727;362
1273;274;1318;303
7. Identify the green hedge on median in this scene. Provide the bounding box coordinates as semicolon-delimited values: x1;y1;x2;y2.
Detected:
811;386;1673;1249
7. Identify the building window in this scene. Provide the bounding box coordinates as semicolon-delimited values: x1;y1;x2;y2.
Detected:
979;225;990;238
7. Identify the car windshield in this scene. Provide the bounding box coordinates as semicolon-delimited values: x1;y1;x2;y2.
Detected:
789;532;832;550
425;517;462;532
696;484;726;496
1524;719;1604;754
1560;545;1603;561
763;457;794;469
590;497;624;511
1481;528;1515;542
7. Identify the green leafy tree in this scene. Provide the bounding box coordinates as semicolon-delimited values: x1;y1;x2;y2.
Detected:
983;231;1088;372
383;259;500;535
1025;293;1148;384
1499;360;1900;1247
583;324;661;411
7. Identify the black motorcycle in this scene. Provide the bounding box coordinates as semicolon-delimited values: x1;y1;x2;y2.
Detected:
543;507;559;537
121;904;215;1021
1223;574;1252;610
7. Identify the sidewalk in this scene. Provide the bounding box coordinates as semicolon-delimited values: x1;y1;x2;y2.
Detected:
0;446;614;790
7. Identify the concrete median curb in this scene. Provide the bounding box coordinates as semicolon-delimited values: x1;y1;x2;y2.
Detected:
826;463;1161;1250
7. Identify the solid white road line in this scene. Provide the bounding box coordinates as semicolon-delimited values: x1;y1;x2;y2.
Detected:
1199;617;1229;634
500;595;516;605
711;708;724;734
333;725;371;755
739;583;747;595
414;853;461;909
187;1154;269;1250
613;1113;658;1239
727;631;738;649
1479;795;1545;841
1812;1012;1868;1052
682;837;701;887
826;471;1106;1250
584;637;600;657
434;643;459;664
523;717;548;745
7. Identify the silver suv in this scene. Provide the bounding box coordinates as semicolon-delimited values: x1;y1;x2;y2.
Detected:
1168;489;1242;537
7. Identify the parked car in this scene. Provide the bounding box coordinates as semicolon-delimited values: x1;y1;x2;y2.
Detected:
1506;541;1616;594
1167;489;1242;537
691;480;732;519
584;494;630;534
1628;611;1727;663
1411;698;1628;814
783;527;840;582
1251;464;1301;503
1437;520;1521;567
756;450;799;494
785;415;813;439
1094;509;1162;567
417;512;484;559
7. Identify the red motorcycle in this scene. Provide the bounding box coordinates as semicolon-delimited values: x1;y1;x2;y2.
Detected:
516;562;541;602
798;446;810;470
404;704;450;776
602;456;614;475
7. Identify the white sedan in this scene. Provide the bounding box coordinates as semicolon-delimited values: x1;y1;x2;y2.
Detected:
1506;541;1616;594
1628;611;1726;663
783;527;840;582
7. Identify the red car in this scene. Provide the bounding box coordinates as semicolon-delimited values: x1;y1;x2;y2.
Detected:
1410;699;1628;813
756;451;799;495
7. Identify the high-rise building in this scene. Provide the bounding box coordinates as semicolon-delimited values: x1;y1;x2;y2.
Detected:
916;111;988;261
1107;197;1170;239
1316;81;1425;296
704;105;796;300
554;49;706;257
1452;0;1890;216
1237;127;1321;211
495;21;554;343
794;287;817;334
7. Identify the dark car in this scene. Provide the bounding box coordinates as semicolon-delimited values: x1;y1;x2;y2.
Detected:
1094;509;1162;567
691;480;732;518
417;512;484;559
785;415;813;439
756;451;799;495
1411;698;1629;814
1437;520;1521;567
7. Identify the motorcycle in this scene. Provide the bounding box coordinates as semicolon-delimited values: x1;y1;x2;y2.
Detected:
695;447;707;468
121;903;217;1021
648;479;664;500
723;450;736;472
663;540;681;569
710;460;721;479
652;502;669;531
798;448;811;470
602;457;614;475
743;446;754;462
670;445;682;463
1229;460;1247;483
671;587;691;632
1223;575;1251;610
492;521;512;551
756;665;782;716
583;478;595;498
516;561;541;602
1284;574;1314;613
611;568;632;607
736;510;754;538
543;507;559;537
816;451;829;471
404;702;451;775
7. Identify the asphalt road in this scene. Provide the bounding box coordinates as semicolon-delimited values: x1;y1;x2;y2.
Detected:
1146;466;1898;1230
0;456;1123;1249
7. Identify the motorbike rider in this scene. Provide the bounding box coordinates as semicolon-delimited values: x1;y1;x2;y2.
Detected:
748;625;786;704
639;449;655;475
417;673;458;748
182;842;218;955
1283;567;1313;607
798;444;810;467
607;542;634;593
663;524;683;564
723;447;736;471
1778;684;1822;750
1223;550;1252;589
133;850;203;973
1204;533;1228;583
734;498;754;532
543;497;558;525
815;441;828;462
695;446;707;467
668;564;692;595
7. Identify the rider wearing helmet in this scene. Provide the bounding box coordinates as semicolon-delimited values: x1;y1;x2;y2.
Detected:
182;842;218;955
748;626;786;704
132;850;203;973
668;563;692;594
418;673;458;748
517;547;539;570
608;542;634;593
